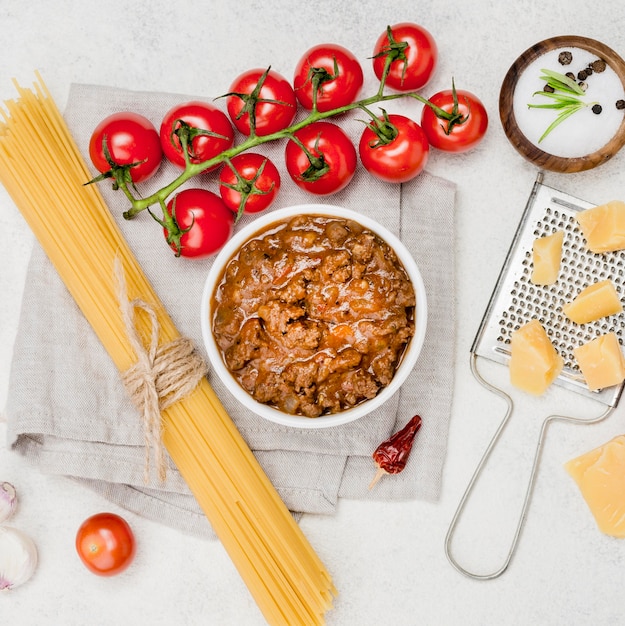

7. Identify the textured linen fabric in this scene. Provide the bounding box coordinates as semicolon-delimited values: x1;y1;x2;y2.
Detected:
5;83;456;538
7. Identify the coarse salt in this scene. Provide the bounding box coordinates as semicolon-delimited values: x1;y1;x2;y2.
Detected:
513;47;625;158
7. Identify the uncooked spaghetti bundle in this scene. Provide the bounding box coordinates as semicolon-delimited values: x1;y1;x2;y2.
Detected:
0;73;335;625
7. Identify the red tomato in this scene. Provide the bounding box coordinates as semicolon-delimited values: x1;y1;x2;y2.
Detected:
372;23;438;91
293;43;364;112
160;101;234;170
284;121;357;195
89;112;162;183
164;188;234;258
226;68;297;136
359;114;429;183
219;153;281;218
421;88;488;152
75;512;136;577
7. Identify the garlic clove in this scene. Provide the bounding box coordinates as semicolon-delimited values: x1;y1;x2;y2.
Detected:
0;526;38;591
0;482;17;523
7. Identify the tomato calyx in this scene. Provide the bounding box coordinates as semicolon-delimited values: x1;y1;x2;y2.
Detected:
168;119;231;165
151;196;193;258
85;136;144;191
303;57;340;111
420;79;470;136
221;66;293;137
289;132;331;182
371;26;410;93
221;157;276;222
361;108;399;147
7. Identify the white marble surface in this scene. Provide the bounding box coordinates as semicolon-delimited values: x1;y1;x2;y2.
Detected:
2;1;625;624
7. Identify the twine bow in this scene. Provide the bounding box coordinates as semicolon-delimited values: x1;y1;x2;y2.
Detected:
115;257;208;482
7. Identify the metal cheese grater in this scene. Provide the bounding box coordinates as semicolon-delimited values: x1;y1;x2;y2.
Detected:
444;172;625;579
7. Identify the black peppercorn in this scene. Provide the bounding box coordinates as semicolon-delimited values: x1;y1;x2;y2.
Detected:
616;99;625;110
577;69;589;81
591;59;607;73
558;51;573;65
543;84;555;93
565;72;576;81
592;104;602;114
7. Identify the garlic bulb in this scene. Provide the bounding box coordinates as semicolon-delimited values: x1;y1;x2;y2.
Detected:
0;526;38;591
0;482;17;523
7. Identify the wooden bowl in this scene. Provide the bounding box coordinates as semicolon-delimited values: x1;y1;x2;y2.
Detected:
499;36;625;172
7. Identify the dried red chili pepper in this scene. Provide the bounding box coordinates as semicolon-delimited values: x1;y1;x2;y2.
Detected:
369;414;422;489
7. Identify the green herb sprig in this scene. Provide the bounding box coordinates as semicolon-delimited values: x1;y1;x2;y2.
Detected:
527;68;598;142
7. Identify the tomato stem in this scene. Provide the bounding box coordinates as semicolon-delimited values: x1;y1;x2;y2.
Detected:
410;78;470;135
85;135;146;194
217;66;295;140
308;57;340;112
221;156;275;223
154;196;193;258
359;106;398;146
287;132;330;182
372;25;409;97
170;118;230;164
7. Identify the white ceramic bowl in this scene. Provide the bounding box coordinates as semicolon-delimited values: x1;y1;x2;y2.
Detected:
200;204;428;429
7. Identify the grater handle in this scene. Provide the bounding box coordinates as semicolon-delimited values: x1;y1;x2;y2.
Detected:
444;353;614;580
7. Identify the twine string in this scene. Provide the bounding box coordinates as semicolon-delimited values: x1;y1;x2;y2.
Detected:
115;257;208;482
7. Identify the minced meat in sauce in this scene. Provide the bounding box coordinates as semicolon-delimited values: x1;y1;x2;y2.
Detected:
211;214;416;417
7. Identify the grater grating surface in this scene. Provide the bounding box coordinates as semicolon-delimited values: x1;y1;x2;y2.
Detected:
472;173;625;407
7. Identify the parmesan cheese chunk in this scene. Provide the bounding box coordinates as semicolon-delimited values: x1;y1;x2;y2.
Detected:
573;332;625;391
562;279;622;324
565;435;625;538
509;319;563;395
576;200;625;253
531;230;564;285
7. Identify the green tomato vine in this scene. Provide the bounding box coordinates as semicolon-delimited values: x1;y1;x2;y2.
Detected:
94;34;470;231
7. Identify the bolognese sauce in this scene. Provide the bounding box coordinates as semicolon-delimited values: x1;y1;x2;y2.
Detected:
211;214;416;417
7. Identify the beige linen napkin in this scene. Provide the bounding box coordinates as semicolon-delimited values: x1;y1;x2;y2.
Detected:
6;83;456;538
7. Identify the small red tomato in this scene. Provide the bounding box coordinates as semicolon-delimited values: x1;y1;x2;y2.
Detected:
293;43;364;112
421;88;488;152
89;112;162;183
372;23;438;91
75;512;136;577
165;188;234;258
284;121;357;195
219;153;281;218
359;114;429;183
160;100;235;171
226;68;297;136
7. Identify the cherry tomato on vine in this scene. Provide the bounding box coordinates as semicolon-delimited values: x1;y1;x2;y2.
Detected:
421;89;488;152
285;121;357;195
359;113;429;183
372;23;438;92
89;112;162;183
219;153;281;217
293;43;364;112
160;101;234;171
164;188;234;258
226;68;297;136
75;512;136;577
